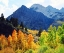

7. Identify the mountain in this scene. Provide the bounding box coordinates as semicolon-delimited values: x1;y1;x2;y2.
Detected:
30;4;59;18
30;4;64;20
46;5;59;12
7;5;54;30
52;12;64;20
30;4;45;13
60;8;64;12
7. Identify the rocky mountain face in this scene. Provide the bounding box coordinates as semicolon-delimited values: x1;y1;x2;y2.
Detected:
30;4;64;20
7;5;54;30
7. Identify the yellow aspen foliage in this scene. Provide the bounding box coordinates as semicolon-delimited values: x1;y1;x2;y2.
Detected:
17;30;21;39
41;30;48;44
0;34;7;44
56;32;60;43
27;34;37;49
0;34;6;40
25;42;28;49
12;29;17;41
8;35;12;43
31;42;39;50
0;36;1;40
28;34;34;45
27;34;33;49
17;30;24;40
8;35;12;46
23;33;28;49
0;34;8;49
24;33;28;39
17;30;28;50
17;30;25;44
41;30;48;37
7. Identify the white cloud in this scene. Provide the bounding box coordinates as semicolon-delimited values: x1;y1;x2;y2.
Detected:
0;0;9;6
0;5;5;15
12;4;18;10
50;0;64;9
0;4;18;18
26;0;44;7
0;0;64;18
7;4;18;11
5;4;18;18
0;0;18;18
26;3;33;8
26;0;64;9
31;0;44;3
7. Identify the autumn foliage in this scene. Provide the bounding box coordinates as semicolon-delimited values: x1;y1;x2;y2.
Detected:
0;25;64;53
0;29;38;53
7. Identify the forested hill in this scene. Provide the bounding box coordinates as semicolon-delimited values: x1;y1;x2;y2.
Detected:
7;5;54;30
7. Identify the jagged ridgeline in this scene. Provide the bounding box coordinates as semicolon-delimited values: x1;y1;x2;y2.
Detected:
0;13;14;37
7;5;54;30
30;4;64;20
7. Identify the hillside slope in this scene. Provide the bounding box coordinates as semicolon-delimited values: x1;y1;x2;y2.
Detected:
7;5;54;30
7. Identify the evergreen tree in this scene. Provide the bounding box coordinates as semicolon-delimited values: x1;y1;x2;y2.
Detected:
0;13;5;21
25;27;28;32
20;22;24;29
10;17;18;27
37;28;42;37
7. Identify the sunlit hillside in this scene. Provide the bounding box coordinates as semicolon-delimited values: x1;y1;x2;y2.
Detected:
0;24;64;53
0;3;64;53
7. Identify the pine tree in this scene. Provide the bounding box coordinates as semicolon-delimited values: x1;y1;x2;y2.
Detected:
0;13;5;21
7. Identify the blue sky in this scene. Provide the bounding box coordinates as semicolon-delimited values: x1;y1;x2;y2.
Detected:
0;0;64;18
